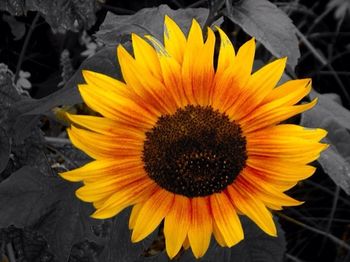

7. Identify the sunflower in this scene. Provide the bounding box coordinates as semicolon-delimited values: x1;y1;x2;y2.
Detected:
60;16;327;259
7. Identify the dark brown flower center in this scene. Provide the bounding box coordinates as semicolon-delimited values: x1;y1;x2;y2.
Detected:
142;105;247;197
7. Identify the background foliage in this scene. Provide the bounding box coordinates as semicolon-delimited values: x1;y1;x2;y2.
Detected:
0;0;350;261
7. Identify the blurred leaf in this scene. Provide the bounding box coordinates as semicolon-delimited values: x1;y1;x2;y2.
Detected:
228;217;286;262
0;67;19;176
0;67;21;122
99;209;157;262
0;127;11;174
11;126;53;175
327;0;350;20
0;0;99;32
95;5;209;46
225;0;300;69
0;166;99;261
301;90;350;195
176;216;285;262
69;240;103;262
0;67;51;174
2;14;26;40
0;127;10;175
9;46;121;142
308;90;350;130
0;226;54;261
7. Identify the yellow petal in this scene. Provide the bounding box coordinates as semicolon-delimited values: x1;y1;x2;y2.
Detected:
164;15;187;63
236;171;303;208
183;236;190;250
212;220;226;247
247;136;327;154
188;197;212;258
210;193;243;247
78;84;157;129
211;66;240;111
228;185;277;236
59;159;140;182
131;33;162;79
91;179;156;219
263;78;312;105
241;99;318;133
129;202;143;229
76;168;147;202
212;38;255;113
117;45;177;115
249;124;327;142
247;157;316;181
216;27;235;75
67;126;142;160
146;34;187;107
182;19;205;105
66;114;145;139
82;70;129;97
229;57;287;120
164;195;191;259
232;38;255;86
240;81;312;126
132;189;174;242
195;27;216;106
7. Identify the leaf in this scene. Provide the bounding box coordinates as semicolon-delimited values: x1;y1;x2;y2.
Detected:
301;90;350;194
225;0;300;69
0;0;99;32
99;209;157;262
95;4;209;46
0;166;99;261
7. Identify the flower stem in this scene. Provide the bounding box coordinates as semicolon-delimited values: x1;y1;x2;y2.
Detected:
277;212;350;251
14;12;40;83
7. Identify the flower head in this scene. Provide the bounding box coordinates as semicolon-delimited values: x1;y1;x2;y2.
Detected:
60;16;327;259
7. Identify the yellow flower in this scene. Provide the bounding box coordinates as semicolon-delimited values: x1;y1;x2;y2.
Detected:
60;16;327;259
